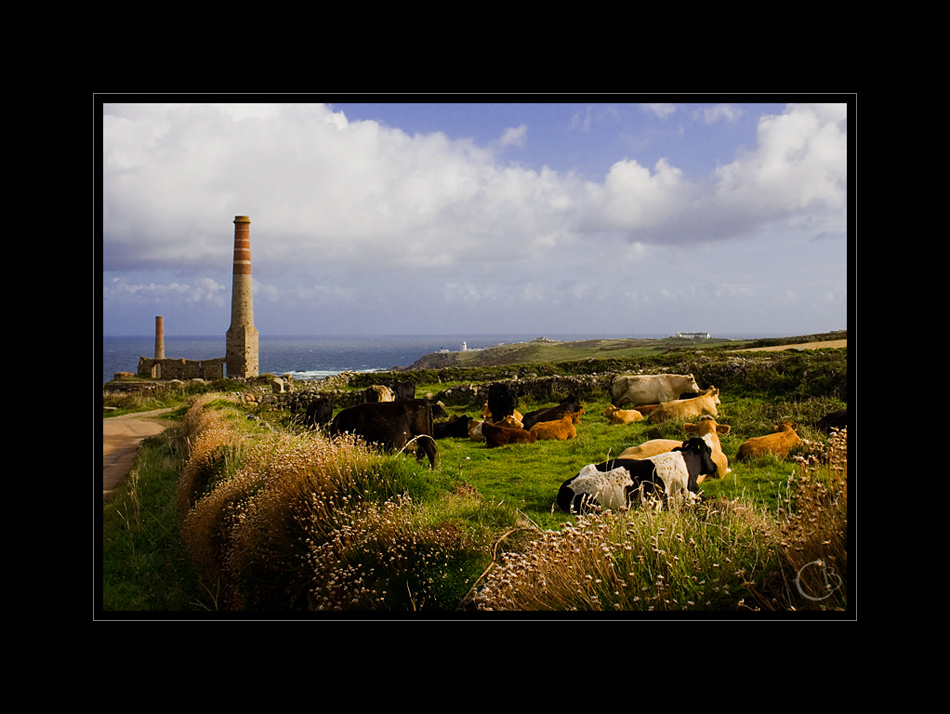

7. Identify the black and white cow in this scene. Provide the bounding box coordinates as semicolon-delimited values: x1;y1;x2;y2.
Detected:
329;399;439;468
557;437;717;513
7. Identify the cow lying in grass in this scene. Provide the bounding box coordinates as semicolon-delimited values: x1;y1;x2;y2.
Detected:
736;420;802;461
557;438;717;512
481;421;537;448
521;397;583;430
529;413;577;440
602;404;644;424
619;416;732;480
647;387;720;423
433;414;472;439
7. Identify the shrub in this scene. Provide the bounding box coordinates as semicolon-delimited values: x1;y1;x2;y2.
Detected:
176;395;498;611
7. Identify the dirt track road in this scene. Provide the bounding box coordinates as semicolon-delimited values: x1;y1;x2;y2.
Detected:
102;409;174;503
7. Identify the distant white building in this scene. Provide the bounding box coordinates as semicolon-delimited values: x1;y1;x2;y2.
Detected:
674;332;711;339
462;341;468;351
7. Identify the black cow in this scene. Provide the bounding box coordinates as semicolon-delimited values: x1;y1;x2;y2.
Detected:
394;380;415;400
557;437;716;513
487;382;519;421
433;414;473;439
816;408;847;434
430;401;449;420
521;395;581;430
329;399;439;468
304;396;333;430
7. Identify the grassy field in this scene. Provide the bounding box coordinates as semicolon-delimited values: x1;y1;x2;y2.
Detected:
101;337;849;616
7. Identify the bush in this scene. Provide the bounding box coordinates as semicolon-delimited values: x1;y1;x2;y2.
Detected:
176;397;500;611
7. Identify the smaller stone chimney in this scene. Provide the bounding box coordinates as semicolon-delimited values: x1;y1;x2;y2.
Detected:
155;316;165;359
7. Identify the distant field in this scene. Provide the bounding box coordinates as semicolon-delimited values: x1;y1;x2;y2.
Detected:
739;339;847;353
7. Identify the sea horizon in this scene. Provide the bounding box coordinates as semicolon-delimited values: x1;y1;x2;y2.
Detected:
101;331;797;385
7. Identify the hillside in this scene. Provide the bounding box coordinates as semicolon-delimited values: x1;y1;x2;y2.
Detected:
403;331;846;371
406;336;741;370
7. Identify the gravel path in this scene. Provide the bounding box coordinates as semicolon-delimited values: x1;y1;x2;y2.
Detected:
102;409;174;503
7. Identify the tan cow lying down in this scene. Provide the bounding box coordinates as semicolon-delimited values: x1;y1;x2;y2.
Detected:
619;416;732;479
619;439;683;460
529;413;578;440
648;387;720;423
736;421;802;461
602;405;644;424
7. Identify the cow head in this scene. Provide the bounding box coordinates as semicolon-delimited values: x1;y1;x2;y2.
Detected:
685;416;731;437
673;437;717;491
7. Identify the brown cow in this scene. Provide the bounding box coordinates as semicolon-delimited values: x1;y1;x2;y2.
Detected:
481;421;537;448
648;387;720;423
529;413;577;441
602;405;644;424
736;421;802;461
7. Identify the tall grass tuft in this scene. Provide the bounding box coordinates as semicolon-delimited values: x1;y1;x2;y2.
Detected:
472;499;780;612
304;491;485;611
176;395;493;611
772;427;848;610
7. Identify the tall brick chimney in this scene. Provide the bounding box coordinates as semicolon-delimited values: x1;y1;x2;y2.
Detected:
154;316;165;359
225;215;259;379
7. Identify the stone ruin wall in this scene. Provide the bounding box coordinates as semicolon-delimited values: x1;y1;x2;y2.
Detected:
137;356;226;381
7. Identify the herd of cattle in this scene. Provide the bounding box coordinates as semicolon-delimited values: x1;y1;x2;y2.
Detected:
299;373;847;514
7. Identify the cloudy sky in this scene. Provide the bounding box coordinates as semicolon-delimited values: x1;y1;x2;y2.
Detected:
100;99;850;338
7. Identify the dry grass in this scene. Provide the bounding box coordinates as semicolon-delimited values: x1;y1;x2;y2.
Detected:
775;427;848;610
471;498;779;612
304;492;480;611
176;395;489;611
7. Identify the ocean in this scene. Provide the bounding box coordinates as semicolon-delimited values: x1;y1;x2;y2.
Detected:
101;334;642;385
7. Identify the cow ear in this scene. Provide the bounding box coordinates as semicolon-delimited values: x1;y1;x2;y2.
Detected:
684;422;697;433
717;425;731;435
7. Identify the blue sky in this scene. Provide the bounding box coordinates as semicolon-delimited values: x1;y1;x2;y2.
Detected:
100;99;850;338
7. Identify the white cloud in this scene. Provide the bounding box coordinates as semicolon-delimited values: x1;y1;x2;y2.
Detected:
499;124;527;148
703;104;744;124
713;103;848;217
641;103;677;119
105;275;227;308
101;101;849;337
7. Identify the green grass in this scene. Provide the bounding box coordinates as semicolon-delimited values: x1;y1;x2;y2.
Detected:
422;393;817;521
101;425;203;611
101;341;848;614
